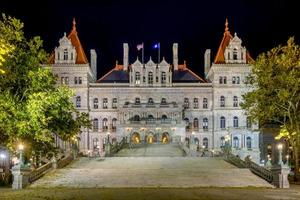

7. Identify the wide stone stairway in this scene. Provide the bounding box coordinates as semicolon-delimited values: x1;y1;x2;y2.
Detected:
30;144;273;188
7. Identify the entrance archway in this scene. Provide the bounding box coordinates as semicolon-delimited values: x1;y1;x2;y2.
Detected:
146;133;155;144
131;132;141;144
162;132;170;144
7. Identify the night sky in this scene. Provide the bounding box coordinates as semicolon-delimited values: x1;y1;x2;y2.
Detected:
1;0;299;78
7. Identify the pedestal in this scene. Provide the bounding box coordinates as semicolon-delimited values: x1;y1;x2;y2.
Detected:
271;165;290;188
11;165;32;189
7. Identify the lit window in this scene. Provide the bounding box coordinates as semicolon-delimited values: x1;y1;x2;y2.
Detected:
184;98;189;109
203;118;208;130
135;72;140;85
103;98;108;109
102;118;108;130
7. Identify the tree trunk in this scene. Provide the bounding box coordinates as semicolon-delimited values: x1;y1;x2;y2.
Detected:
295;136;300;181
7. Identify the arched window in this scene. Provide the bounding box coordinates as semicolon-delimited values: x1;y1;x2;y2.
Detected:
246;137;252;149
161;98;167;104
203;138;208;149
203;98;208;109
220;137;225;148
161;72;166;84
148;72;153;85
233;136;239;148
112;98;117;109
193;118;199;129
112;118;117;131
133;115;140;121
233;116;239;128
135;97;140;104
246;117;252;129
135;72;141;85
93;138;99;150
162;115;167;122
233;48;238;60
233;96;238;107
184;98;189;109
93;118;99;131
63;49;68;60
76;96;81;108
184;118;190;131
103;98;108;109
203;118;208;130
102;118;108;130
148;98;154;104
220;96;225;107
220;116;226;129
93;98;98;109
193;98;198;109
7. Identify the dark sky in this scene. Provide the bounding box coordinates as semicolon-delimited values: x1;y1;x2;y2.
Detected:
1;0;299;78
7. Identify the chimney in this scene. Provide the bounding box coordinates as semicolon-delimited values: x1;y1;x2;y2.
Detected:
90;49;97;77
173;43;178;71
123;43;129;71
204;49;211;76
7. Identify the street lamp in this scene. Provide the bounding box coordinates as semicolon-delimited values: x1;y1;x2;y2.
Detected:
18;144;24;166
277;143;283;166
286;155;290;167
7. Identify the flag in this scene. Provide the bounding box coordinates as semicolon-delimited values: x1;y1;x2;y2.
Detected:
153;43;160;49
137;43;143;51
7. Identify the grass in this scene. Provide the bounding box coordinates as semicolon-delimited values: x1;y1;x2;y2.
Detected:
1;186;300;200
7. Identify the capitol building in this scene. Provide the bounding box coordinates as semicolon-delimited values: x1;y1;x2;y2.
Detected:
49;19;260;162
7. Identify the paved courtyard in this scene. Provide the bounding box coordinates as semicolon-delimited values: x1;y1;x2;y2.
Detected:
31;144;272;188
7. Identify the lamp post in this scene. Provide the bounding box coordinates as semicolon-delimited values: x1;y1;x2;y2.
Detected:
224;134;231;157
18;144;24;167
286;155;290;167
106;131;111;155
277;143;283;166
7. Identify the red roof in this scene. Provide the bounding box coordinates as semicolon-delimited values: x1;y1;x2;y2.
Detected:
214;19;254;64
49;18;88;64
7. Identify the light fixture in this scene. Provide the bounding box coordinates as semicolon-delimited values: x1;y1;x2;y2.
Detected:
277;143;283;150
0;153;6;159
18;144;24;151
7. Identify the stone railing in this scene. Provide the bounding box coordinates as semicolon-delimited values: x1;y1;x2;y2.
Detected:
226;154;247;168
109;137;127;155
57;153;74;169
244;157;273;183
28;162;53;183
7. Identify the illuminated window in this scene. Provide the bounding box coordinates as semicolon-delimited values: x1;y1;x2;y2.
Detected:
102;118;108;130
103;98;108;109
184;98;189;108
135;72;140;85
203;118;208;130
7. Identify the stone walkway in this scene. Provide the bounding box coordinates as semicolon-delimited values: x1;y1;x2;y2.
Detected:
30;157;273;188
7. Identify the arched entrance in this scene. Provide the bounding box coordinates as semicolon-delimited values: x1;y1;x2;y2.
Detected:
146;133;155;144
162;132;170;144
131;132;141;144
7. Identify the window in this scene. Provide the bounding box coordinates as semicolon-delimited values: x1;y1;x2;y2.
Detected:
233;137;239;148
76;96;81;108
161;98;167;104
236;76;240;84
71;53;73;60
161;72;166;84
220;96;225;107
246;117;252;129
135;98;140;104
219;76;223;84
148;72;153;85
203;98;208;109
184;98;189;109
193;118;199;130
112;98;117;109
93;98;98;109
74;77;78;84
233;49;238;60
93;118;99;131
148;98;154;104
203;138;208;149
135;72;141;85
203;118;208;130
193;98;198;109
220;137;225;148
63;49;68;60
223;76;227;84
58;52;60;60
233;96;238;107
133;115;140;121
143;76;146;83
103;98;108;109
246;137;252;149
220;116;226;129
232;76;240;84
162;115;167;121
156;76;158;83
232;76;236;84
61;77;69;85
184;118;190;131
233;116;239;128
102;118;108;130
78;77;82;84
93;138;99;150
112;118;117;131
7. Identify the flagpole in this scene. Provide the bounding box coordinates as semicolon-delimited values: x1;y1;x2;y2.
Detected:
142;42;144;65
158;42;160;63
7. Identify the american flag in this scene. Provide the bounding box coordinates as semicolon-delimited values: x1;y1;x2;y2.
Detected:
137;43;143;51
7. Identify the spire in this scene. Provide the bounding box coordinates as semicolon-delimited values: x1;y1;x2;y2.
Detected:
225;18;229;33
72;18;77;33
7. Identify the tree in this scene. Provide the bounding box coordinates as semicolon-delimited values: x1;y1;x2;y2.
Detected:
0;14;90;154
242;37;300;179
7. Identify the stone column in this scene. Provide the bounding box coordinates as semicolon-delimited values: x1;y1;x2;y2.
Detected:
11;165;32;189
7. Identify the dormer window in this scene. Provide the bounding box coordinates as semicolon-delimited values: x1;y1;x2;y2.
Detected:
135;72;141;85
148;72;153;85
233;48;238;60
64;49;68;60
161;72;166;84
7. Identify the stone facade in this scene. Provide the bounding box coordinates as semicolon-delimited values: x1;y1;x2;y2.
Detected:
49;19;261;163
